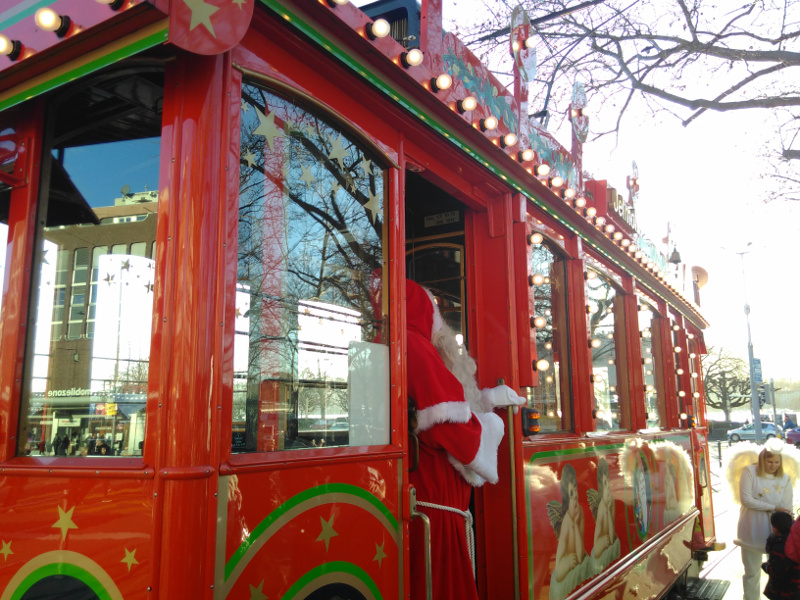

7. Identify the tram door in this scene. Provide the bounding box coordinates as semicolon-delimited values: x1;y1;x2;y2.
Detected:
404;170;521;600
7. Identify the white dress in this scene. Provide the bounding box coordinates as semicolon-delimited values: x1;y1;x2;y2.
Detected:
735;464;793;551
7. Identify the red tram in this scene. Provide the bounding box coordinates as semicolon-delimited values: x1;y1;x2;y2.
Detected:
0;0;716;598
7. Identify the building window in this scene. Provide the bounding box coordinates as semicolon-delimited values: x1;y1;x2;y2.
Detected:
234;81;388;453
521;235;572;433
17;64;163;458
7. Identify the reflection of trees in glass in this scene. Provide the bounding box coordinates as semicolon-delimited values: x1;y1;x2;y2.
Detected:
638;305;660;426
587;276;618;428
235;83;384;449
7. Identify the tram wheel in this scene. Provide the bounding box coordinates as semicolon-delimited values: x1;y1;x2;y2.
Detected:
730;434;740;442
302;583;368;600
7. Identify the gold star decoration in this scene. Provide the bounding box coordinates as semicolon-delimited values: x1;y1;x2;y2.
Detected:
360;157;373;175
253;108;284;151
0;540;12;562
248;580;267;600
232;0;246;9
121;548;139;572
373;541;387;567
52;506;78;542
316;515;338;551
364;192;381;224
182;0;219;37
243;150;257;168
121;260;131;271
329;180;341;196
104;274;115;286
305;124;316;139
145;282;154;293
241;100;251;112
327;134;348;169
299;164;316;187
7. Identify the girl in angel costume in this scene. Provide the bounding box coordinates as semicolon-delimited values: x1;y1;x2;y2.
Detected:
405;279;526;600
726;439;800;600
588;458;620;572
547;464;591;599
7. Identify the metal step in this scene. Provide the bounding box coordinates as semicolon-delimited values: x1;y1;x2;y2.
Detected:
682;577;731;600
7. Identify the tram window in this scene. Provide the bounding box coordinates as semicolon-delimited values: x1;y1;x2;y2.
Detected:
17;66;163;458
234;82;388;454
521;240;572;433
638;301;664;429
587;273;628;431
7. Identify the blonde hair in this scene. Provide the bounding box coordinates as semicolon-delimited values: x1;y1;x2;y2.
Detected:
757;449;784;477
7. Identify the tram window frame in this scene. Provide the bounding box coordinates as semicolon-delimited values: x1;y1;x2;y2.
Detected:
15;62;165;460
585;264;631;433
636;293;667;430
232;79;390;457
521;231;573;435
688;332;705;427
670;313;691;427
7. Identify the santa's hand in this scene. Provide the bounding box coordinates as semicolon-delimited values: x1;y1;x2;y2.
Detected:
481;384;527;414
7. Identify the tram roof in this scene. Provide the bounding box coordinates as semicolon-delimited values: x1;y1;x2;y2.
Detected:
0;0;708;328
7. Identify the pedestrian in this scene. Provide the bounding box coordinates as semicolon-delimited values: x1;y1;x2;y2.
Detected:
784;414;797;430
726;440;800;600
785;511;800;565
762;511;800;600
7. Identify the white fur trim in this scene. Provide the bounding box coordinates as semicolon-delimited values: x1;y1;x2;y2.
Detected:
449;411;505;487
424;288;446;340
415;400;471;433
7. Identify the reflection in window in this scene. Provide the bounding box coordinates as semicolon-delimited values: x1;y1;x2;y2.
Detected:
638;301;662;429
17;66;162;458
234;82;388;453
587;273;623;431
521;237;571;433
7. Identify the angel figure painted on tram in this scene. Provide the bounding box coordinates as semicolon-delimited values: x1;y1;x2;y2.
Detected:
663;462;681;524
633;455;651;536
588;458;620;572
548;463;591;599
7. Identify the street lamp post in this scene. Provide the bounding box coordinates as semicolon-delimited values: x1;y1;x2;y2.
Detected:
738;248;763;444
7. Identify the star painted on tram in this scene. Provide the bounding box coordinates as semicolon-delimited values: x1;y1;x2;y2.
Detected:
121;548;139;571
232;0;247;9
316;515;338;551
248;580;267;600
253;108;284;151
305;124;316;139
145;282;154;293
104;273;115;286
121;260;131;271
243;149;257;168
372;541;387;567
41;249;50;265
360;157;373;175
52;506;78;542
0;540;12;561
241;100;251;112
299;164;316;187
327;134;348;169
182;0;219;38
364;192;381;224
329;180;341;196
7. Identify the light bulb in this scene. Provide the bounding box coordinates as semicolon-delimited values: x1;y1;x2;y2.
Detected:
530;274;545;285
480;116;498;131
548;176;563;188
533;163;550;177
533;316;547;328
367;18;391;39
528;232;543;245
402;48;424;68
457;96;477;113
432;73;452;92
590;338;601;348
35;8;72;37
502;132;517;147
518;148;534;162
536;359;550;371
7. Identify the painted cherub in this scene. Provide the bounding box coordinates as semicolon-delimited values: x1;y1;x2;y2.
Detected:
587;458;620;570
547;464;590;599
663;462;680;523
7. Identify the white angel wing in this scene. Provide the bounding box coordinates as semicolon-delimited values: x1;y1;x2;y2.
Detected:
775;441;800;495
723;442;759;505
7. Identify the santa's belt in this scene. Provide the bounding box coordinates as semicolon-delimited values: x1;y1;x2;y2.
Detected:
416;500;476;579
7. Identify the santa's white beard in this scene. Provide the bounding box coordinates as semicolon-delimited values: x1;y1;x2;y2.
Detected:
432;323;490;413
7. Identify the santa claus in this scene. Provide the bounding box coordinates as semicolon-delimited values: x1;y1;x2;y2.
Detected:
406;279;525;600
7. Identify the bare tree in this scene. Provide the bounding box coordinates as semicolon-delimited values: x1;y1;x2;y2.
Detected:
701;346;751;421
456;0;800;200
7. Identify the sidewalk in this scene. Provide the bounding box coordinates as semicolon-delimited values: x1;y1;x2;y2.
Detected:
705;440;769;600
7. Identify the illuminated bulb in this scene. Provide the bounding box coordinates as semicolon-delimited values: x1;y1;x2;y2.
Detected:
689;352;696;359
528;232;543;245
402;48;424;68
570;107;585;118
693;392;700;398
680;412;688;420
634;251;643;259
605;224;615;233
536;359;550;371
512;40;521;52
431;73;452;92
574;197;586;208
35;8;70;36
646;384;654;392
646;369;652;375
480;116;498;131
533;164;550;177
584;206;597;218
593;408;606;420
672;324;680;331
584;270;597;280
606;332;613;338
457;96;478;113
544;342;552;350
679;391;686;397
530;274;545;285
608;359;615;365
692;372;698;378
455;333;464;346
562;188;576;199
518;148;534;162
644;357;652;365
609;386;616;392
548;176;563;188
0;35;21;61
367;18;391;39
533;316;547;328
621;238;631;247
524;36;535;48
628;244;637;253
594;216;606;227
590;338;601;348
674;346;682;353
586;304;596;314
501;132;517;147
687;333;695;339
546;376;553;383
613;232;623;241
676;368;684;375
